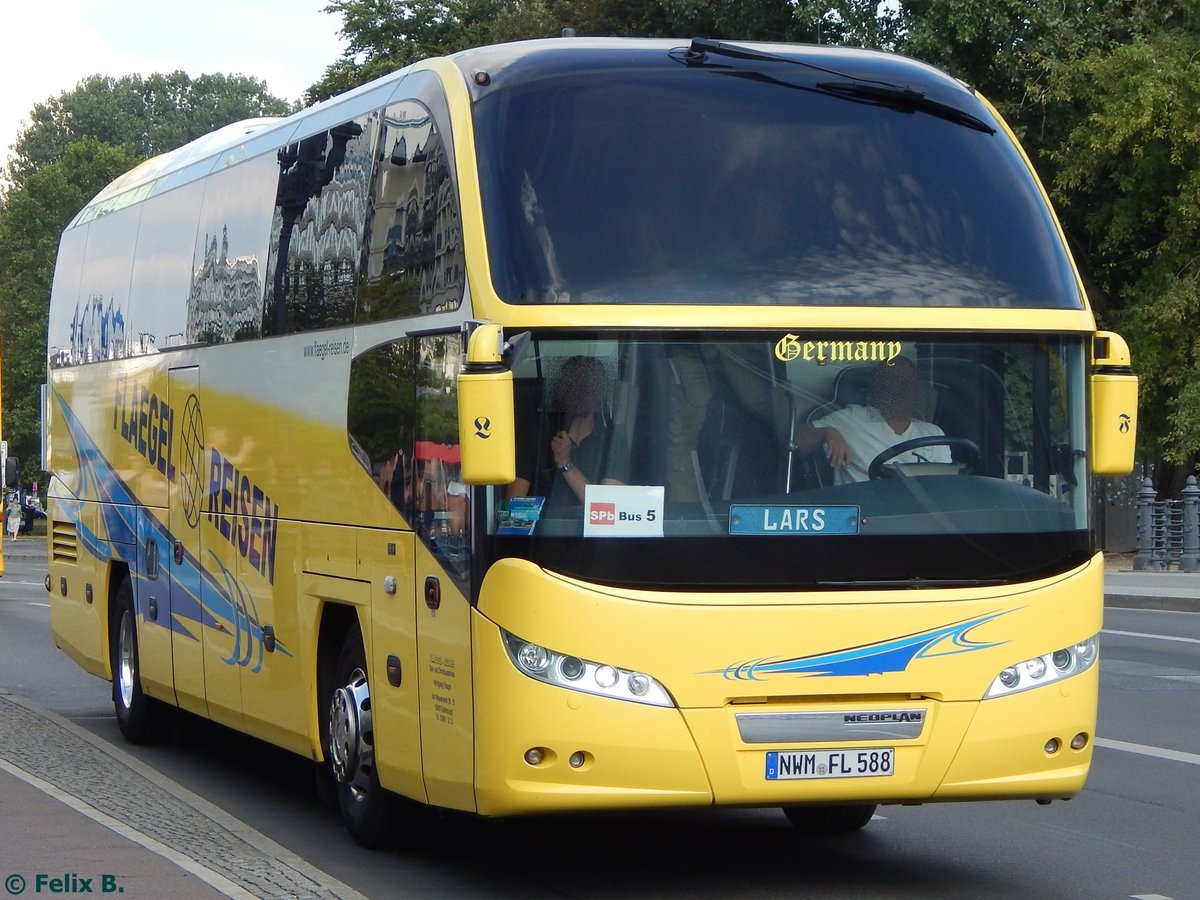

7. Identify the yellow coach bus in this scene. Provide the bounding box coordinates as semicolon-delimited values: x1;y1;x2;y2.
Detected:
46;37;1138;846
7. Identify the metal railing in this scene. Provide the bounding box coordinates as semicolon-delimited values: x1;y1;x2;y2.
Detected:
1134;476;1200;571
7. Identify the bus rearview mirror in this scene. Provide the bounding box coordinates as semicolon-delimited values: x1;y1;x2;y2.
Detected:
458;324;516;486
1090;331;1137;476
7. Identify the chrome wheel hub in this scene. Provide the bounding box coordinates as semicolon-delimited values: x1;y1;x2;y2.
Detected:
329;667;374;801
117;610;135;709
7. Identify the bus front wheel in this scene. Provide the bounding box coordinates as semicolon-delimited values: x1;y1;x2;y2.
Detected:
783;804;877;833
327;623;402;849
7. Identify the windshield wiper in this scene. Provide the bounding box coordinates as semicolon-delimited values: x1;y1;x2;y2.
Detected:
813;80;995;134
679;37;996;135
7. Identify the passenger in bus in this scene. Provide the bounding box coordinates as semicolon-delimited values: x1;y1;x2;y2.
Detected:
508;355;628;512
792;357;949;484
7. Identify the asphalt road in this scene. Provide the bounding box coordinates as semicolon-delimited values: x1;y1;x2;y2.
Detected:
2;543;1198;899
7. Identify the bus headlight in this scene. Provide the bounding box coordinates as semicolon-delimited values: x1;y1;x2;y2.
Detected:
984;636;1098;699
502;631;674;707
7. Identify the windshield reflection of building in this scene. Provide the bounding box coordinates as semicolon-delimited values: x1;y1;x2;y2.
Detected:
362;106;463;319
187;225;263;343
62;295;129;365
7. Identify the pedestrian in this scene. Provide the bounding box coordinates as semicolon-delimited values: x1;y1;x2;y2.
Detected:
6;495;21;541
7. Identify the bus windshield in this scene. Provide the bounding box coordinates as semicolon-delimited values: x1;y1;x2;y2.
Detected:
473;61;1082;309
487;333;1091;589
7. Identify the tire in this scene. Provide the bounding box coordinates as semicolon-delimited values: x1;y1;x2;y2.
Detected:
111;575;172;744
783;804;877;834
326;622;406;849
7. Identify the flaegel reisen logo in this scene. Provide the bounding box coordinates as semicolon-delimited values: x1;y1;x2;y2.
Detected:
4;872;125;894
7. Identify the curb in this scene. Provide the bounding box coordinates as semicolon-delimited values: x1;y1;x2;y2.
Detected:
1104;594;1200;613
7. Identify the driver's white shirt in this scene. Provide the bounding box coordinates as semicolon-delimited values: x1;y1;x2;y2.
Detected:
813;404;951;484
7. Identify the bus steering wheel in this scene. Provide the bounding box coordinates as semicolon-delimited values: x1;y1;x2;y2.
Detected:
867;436;981;480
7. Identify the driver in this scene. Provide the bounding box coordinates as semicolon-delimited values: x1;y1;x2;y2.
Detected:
792;357;950;484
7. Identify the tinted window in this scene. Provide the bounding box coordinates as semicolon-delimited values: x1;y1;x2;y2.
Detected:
348;339;416;524
66;205;141;364
414;335;470;588
347;333;471;590
263;111;380;335
131;181;204;355
358;95;465;322
187;153;279;344
475;67;1082;309
489;333;1090;588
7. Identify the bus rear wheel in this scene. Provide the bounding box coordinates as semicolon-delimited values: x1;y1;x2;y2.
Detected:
111;575;171;744
783;804;877;833
327;623;403;849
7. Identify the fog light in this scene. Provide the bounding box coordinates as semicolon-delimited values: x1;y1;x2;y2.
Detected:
524;748;544;766
569;751;586;768
1070;732;1089;750
1044;738;1061;754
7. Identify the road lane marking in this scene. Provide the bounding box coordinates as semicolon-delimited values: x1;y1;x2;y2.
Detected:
27;602;50;608
1102;629;1200;646
1097;737;1200;767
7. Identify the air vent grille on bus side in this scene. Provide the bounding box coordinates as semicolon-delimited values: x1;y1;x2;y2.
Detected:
51;521;78;563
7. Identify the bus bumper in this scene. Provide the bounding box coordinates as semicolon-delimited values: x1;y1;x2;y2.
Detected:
473;620;1097;815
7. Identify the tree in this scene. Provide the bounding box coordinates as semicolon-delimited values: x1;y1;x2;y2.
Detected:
1041;17;1200;474
5;72;292;190
0;140;141;483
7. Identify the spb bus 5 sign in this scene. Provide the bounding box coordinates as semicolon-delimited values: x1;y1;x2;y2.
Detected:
46;36;1136;848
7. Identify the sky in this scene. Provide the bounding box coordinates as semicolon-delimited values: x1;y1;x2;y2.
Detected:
1;0;348;174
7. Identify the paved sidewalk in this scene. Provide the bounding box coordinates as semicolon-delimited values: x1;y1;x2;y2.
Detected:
1103;551;1200;612
0;691;366;900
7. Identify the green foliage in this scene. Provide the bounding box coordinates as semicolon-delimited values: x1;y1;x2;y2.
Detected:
1040;19;1200;464
5;72;291;190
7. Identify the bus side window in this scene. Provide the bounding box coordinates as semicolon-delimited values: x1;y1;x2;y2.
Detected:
414;334;471;589
358;76;466;323
263;111;380;336
347;339;416;525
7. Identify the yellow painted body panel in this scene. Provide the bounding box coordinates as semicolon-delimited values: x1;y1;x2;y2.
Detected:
363;530;425;802
469;555;1103;814
413;541;476;811
47;353;399;762
473;619;712;815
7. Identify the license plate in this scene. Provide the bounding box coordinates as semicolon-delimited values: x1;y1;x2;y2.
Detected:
766;748;895;780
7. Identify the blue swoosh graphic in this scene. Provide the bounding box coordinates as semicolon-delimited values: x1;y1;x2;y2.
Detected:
708;610;1012;680
53;388;289;666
